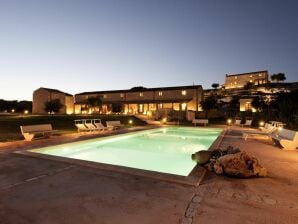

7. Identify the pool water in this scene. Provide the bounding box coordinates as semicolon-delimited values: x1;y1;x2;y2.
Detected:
30;127;222;176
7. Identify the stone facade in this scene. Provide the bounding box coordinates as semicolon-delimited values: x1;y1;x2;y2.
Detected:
74;85;203;115
225;70;268;89
32;88;74;114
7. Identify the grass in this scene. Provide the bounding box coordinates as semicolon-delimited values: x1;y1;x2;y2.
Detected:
0;114;147;142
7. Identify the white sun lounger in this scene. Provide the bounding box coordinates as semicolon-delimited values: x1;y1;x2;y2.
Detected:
234;119;241;126
243;124;277;141
74;120;90;133
243;120;252;127
84;119;98;131
272;128;298;150
93;119;107;131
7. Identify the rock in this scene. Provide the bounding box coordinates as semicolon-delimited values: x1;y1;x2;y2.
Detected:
214;152;267;178
191;150;212;165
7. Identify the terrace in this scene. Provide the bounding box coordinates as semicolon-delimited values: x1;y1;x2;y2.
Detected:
0;118;297;223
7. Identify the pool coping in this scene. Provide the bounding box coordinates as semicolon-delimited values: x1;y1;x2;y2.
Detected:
14;126;227;187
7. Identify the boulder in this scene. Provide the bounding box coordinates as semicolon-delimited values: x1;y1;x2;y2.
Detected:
191;151;212;165
213;152;267;178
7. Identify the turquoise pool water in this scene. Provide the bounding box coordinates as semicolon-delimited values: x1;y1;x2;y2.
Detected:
30;127;222;176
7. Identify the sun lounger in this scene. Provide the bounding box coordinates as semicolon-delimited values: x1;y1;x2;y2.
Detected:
234;119;241;126
272;128;298;150
243;124;277;141
93;119;107;131
20;124;54;141
84;119;98;131
74;120;90;133
243;120;252;127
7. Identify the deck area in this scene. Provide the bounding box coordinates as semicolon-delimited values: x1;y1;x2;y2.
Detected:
0;126;297;224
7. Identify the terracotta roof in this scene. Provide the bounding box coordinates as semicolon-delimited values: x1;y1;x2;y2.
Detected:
226;70;268;77
76;85;202;96
39;87;73;96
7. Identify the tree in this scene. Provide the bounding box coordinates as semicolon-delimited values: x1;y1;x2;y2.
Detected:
86;95;102;113
270;73;286;83
251;96;266;112
200;95;218;118
271;90;298;127
44;99;63;114
211;83;219;89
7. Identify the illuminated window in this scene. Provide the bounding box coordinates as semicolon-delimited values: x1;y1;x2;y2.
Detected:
249;75;253;78
245;102;252;111
103;94;107;98
181;90;187;95
181;103;187;111
249;80;253;83
158;91;163;96
139;104;143;113
120;93;124;98
234;76;237;79
158;103;163;109
234;82;237;85
139;92;143;97
259;74;262;77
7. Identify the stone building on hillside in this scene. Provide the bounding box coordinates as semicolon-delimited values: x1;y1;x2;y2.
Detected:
74;85;203;115
32;87;74;114
225;70;268;89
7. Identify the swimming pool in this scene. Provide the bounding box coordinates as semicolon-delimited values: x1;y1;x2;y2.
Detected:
30;127;222;176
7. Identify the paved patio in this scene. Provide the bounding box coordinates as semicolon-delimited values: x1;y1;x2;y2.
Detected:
0;127;297;224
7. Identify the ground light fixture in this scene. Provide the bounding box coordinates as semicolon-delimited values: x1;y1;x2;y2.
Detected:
227;119;232;125
128;120;133;124
162;118;167;124
24;110;29;114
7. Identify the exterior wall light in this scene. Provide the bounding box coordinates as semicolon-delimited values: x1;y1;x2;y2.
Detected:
162;118;167;123
259;121;264;127
129;120;133;124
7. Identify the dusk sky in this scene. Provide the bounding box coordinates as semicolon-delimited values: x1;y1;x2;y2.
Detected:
0;0;297;101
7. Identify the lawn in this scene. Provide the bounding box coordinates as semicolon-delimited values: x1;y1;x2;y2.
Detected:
0;114;147;142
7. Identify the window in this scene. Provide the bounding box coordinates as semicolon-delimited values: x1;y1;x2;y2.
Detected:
158;91;163;96
138;104;143;113
249;80;253;83
103;94;107;98
120;93;124;98
181;90;187;96
139;92;143;97
181;103;187;111
245;102;252;111
234;76;237;79
158;103;163;109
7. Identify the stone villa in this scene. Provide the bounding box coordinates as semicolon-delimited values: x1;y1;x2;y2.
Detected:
224;70;268;89
33;85;203;115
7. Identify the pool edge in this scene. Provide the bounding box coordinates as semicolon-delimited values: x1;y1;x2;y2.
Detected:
14;150;206;187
